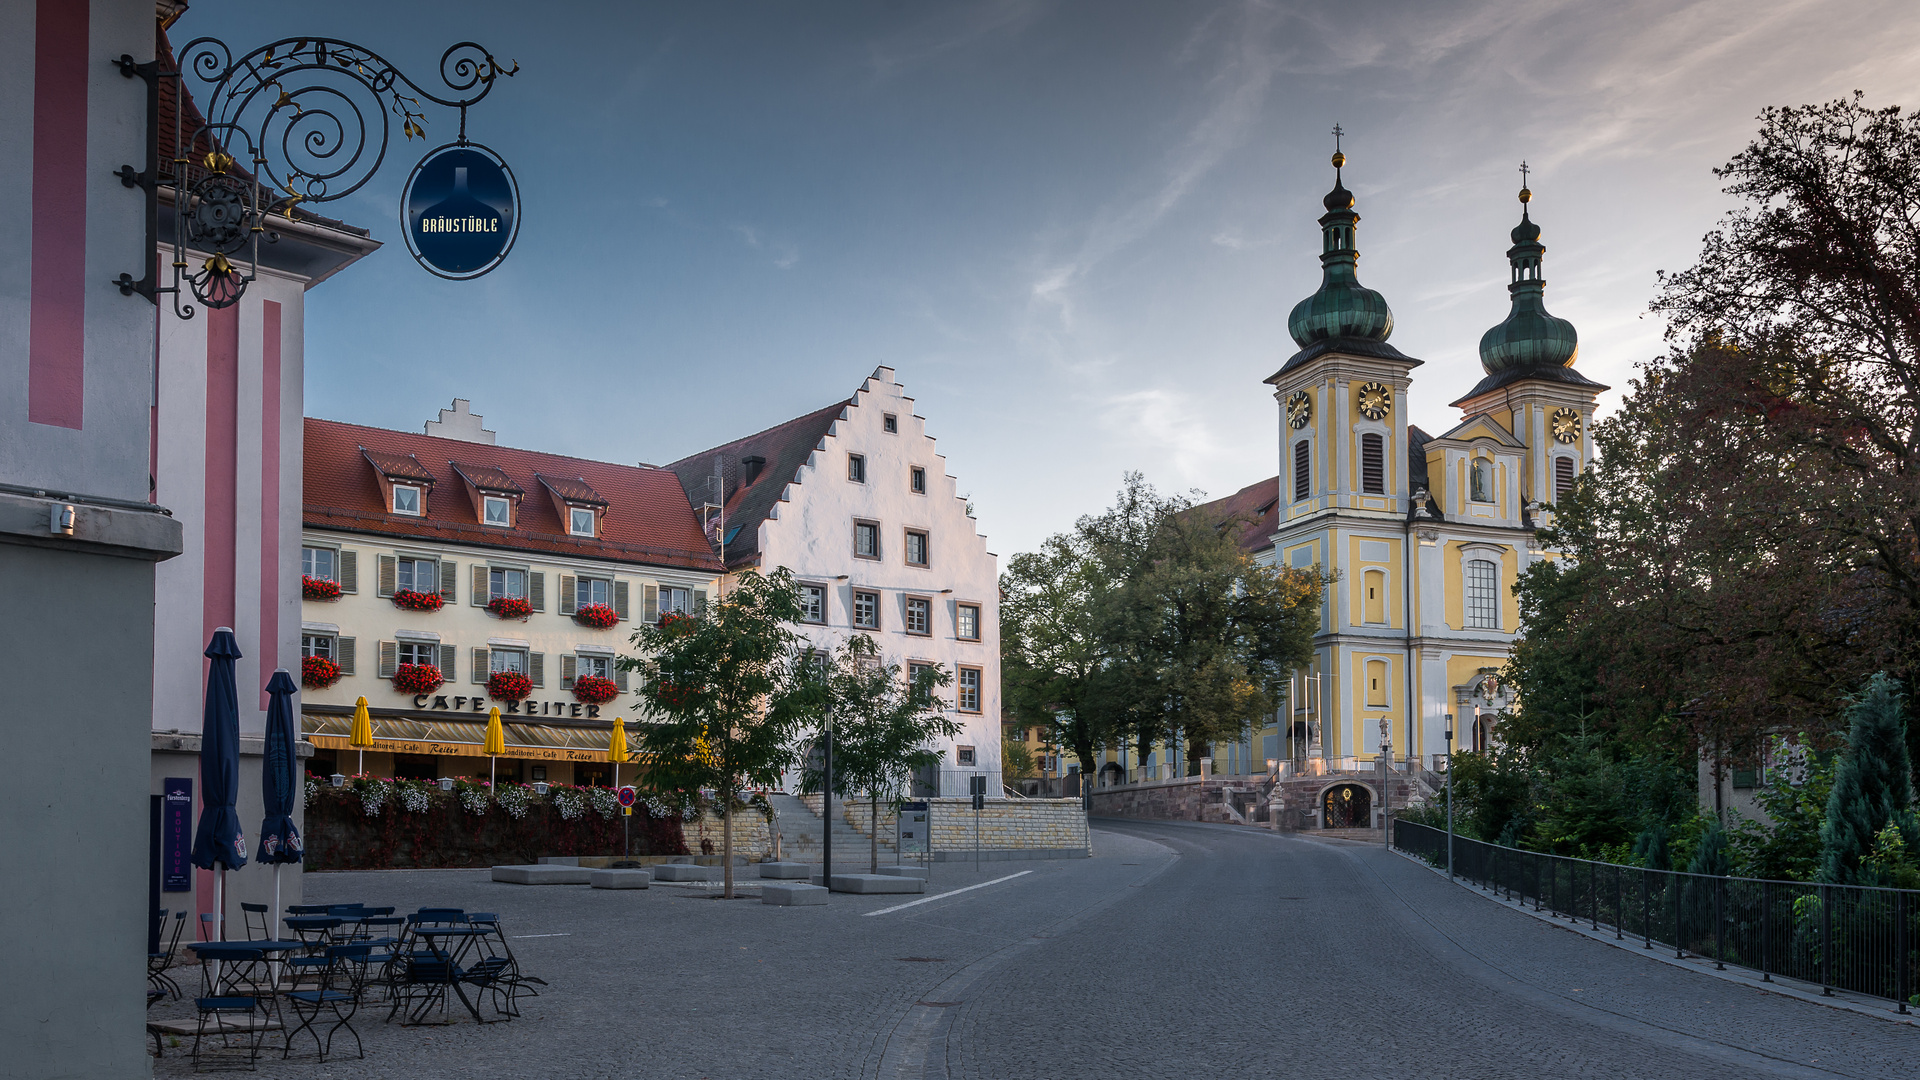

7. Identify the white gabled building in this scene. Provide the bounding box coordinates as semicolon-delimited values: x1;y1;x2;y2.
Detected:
665;367;1001;798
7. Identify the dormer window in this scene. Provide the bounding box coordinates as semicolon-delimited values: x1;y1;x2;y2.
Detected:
483;496;511;527
392;485;422;516
569;507;596;537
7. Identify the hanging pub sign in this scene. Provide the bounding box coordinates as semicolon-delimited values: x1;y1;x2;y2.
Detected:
402;143;521;279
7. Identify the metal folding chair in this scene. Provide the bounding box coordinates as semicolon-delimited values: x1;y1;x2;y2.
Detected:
191;947;272;1069
282;945;370;1062
240;903;272;941
149;910;188;1000
464;913;544;1018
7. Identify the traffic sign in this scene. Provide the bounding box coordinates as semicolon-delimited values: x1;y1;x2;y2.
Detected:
617;786;636;808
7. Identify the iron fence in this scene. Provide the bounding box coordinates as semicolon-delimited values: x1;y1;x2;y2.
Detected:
1390;819;1918;1012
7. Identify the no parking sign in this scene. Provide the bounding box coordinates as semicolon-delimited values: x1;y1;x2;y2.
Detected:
618;786;636;816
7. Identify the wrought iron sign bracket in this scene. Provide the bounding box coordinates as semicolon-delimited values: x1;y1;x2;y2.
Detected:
112;53;170;306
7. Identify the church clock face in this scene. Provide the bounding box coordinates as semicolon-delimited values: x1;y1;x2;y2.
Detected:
1551;407;1582;444
1286;390;1312;430
1357;382;1392;421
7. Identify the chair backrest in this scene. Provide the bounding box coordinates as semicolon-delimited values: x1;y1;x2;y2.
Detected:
240;903;270;940
416;907;464;916
199;912;216;941
162;910;188;956
286;903;332;915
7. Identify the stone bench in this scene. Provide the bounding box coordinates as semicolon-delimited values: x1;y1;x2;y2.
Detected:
761;882;828;906
875;866;928;879
652;863;719;882
828;874;926;894
589;869;651;889
492;864;592;885
758;861;812;879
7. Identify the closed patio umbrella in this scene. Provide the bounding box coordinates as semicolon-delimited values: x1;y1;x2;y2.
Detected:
349;695;373;775
258;669;303;924
484;706;505;789
608;717;628;790
190;628;247;941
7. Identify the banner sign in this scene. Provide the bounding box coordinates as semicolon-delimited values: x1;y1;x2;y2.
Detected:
162;778;193;891
402;143;520;279
896;801;929;854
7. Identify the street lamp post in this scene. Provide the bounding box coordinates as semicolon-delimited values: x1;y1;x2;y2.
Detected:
1445;714;1455;880
1379;716;1392;850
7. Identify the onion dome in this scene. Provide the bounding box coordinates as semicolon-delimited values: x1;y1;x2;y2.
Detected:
1287;147;1395;349
1477;182;1577;374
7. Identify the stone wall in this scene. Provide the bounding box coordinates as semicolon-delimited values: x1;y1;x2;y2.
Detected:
808;795;1091;857
681;807;773;860
1090;772;1434;830
1087;777;1247;824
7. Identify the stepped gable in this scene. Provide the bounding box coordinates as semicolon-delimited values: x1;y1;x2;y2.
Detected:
662;400;851;569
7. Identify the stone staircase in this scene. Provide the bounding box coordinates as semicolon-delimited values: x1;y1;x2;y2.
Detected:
766;791;894;865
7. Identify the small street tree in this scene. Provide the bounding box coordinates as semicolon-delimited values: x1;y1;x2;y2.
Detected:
1819;673;1917;884
800;635;958;873
622;569;811;898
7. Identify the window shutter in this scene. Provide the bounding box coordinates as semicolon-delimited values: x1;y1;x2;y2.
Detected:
529;652;545;688
439;644;457;679
378;555;397;597
472;648;489;684
339;550;358;593
561;654;577;690
378;640;398;678
616;664;629;691
439;562;457;603
694;589;708;614
529;572;545;612
643;584;658;623
1293;442;1310;502
471;565;488;606
1361;433;1384;495
336;637;356;675
559;575;577;615
613;580;629;620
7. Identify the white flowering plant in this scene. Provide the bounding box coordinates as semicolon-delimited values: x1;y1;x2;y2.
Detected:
495;783;535;820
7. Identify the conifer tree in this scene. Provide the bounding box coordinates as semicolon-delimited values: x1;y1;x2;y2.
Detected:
1818;673;1916;885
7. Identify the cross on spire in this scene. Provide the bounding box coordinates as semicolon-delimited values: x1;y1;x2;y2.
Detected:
1518;160;1530;186
1332;123;1344;151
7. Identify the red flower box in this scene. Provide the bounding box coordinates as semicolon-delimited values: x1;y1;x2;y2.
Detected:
575;603;618;630
392;663;444;694
658;611;693;632
302;654;341;689
392;589;444;612
487;595;533;620
487;670;533;701
572;674;619;705
302;576;342;601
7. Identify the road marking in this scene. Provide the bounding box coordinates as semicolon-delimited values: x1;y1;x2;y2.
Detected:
862;871;1032;916
511;933;571;938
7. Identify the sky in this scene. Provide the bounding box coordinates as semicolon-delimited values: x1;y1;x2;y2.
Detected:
183;0;1920;560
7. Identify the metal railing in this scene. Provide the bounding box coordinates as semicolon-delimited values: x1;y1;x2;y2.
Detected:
1391;819;1918;1012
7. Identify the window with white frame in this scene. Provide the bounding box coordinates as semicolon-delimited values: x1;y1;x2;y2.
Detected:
577;653;613;680
302;546;336;581
576;576;610;608
490;649;528;674
395;557;437;593
957;667;981;712
397;640;437;668
800;584;826;624
1466;559;1500;629
301;633;334;660
569;507;596;536
955;603;980;641
658;586;692;617
489;567;527;600
483;496;511;527
853;590;879;629
905;597;931;635
392;485;421;516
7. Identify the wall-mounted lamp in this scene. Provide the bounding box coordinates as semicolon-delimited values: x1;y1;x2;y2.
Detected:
437;777;455;791
833;575;849;581
50;503;75;535
531;781;550;795
329;773;347;788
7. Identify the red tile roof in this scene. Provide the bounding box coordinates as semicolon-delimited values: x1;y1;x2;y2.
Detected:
450;461;523;494
663;400;851;568
1193;476;1280;556
304;417;722;573
362;449;436;483
535;474;608;507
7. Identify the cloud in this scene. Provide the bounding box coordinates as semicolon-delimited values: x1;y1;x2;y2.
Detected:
866;0;1052;80
1091;387;1234;484
730;222;800;270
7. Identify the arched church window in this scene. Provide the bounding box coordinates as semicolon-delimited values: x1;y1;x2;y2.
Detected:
1470;459;1493;503
1466;559;1500;629
1293;441;1311;502
1360;433;1384;495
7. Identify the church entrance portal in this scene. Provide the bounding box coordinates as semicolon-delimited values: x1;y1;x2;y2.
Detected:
1323;784;1371;828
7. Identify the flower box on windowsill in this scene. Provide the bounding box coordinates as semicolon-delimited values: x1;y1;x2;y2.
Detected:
487;670;533;702
391;663;444;695
486;596;533;620
574;603;618;630
392;590;444;612
303;576;342;601
572;675;619;705
302;655;341;689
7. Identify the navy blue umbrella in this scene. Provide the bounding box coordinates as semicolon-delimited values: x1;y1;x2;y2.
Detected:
259;669;302;925
191;628;246;939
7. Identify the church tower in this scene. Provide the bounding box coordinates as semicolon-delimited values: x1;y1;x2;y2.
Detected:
1265;138;1423;766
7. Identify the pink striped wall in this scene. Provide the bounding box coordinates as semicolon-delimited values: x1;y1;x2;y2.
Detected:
198;304;239;927
27;0;89;429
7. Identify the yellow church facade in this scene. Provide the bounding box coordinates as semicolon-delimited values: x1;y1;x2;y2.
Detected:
1245;151;1606;774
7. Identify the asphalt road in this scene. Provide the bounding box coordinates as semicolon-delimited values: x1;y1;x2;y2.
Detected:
149;820;1916;1079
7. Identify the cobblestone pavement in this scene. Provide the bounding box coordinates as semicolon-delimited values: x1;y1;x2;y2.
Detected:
149;822;1916;1078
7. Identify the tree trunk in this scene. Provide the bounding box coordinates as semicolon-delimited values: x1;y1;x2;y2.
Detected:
870;790;879;874
722;792;734;899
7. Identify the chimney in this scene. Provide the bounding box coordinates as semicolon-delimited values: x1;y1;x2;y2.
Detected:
741;455;766;486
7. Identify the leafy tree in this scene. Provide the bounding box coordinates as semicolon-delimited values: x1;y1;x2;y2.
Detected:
1001;532;1106;774
1819;673;1916;884
623;569;812;898
798;635;958;873
1728;734;1834;881
1002;738;1036;784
